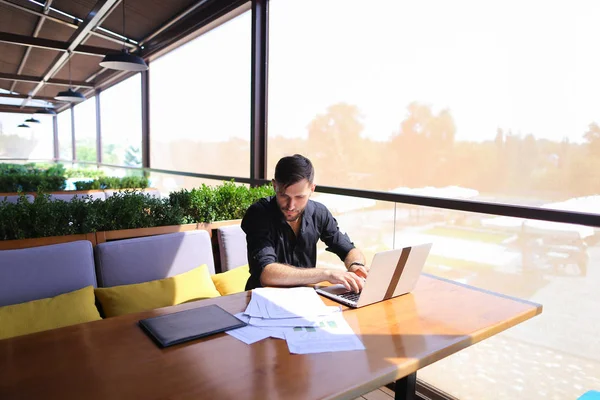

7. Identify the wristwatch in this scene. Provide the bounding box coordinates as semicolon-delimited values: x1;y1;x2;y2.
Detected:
349;261;365;268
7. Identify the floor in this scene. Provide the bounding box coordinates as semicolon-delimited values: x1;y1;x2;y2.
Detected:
353;386;395;400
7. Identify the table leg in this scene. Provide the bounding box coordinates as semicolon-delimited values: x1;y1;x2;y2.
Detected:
394;372;417;400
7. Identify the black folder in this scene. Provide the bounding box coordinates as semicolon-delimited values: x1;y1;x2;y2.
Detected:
138;304;247;348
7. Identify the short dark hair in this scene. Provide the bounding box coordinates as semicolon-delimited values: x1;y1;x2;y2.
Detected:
274;154;315;188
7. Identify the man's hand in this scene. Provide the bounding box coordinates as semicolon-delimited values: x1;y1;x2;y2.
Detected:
326;270;365;293
348;264;369;279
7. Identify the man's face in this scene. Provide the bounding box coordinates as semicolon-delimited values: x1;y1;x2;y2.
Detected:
273;178;315;222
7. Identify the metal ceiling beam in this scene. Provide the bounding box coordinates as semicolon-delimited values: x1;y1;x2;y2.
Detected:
138;0;211;48
0;0;137;49
140;0;247;60
0;32;116;56
77;0;214;94
0;92;63;103
9;0;54;93
0;104;42;114
22;0;121;108
0;72;93;88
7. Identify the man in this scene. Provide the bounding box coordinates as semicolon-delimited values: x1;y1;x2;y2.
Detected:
242;154;368;292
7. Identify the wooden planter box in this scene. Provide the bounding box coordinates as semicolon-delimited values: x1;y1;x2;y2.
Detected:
0;188;159;199
0;219;242;272
0;233;97;251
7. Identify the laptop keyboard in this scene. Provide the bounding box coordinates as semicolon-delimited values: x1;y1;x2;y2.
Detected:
339;292;361;302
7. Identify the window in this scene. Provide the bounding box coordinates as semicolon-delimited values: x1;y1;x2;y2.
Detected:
73;97;97;163
0;112;53;159
57;109;72;161
268;0;600;210
149;9;251;177
268;1;600;399
100;74;142;166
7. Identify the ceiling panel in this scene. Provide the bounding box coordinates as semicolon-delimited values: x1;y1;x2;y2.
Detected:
99;0;196;42
13;81;36;95
82;34;123;51
52;53;102;82
37;19;76;42
0;2;38;35
0;44;26;74
51;0;97;20
20;47;61;77
0;81;13;92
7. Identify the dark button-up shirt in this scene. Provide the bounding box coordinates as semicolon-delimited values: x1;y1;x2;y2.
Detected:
241;196;355;290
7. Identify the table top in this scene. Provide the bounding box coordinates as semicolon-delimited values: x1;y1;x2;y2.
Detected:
0;274;542;400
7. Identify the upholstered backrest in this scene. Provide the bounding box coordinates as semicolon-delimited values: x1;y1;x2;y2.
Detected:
49;192;106;202
94;230;215;287
1;194;34;204
0;240;97;307
217;225;248;272
104;188;160;198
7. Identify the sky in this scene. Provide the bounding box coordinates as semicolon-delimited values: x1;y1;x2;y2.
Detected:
11;0;600;147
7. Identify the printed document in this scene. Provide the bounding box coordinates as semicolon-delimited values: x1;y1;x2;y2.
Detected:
226;288;365;353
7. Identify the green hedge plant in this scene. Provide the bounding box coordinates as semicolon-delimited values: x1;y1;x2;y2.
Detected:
0;182;274;240
169;181;274;223
74;176;149;190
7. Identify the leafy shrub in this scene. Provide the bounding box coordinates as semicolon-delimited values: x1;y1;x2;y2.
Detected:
0;175;66;192
63;167;105;179
0;181;274;240
0;163;67;191
169;181;274;223
74;176;149;190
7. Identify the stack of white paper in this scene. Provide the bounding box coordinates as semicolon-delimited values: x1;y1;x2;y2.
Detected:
226;287;365;354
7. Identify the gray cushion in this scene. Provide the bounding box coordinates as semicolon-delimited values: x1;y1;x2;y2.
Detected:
94;230;215;287
49;192;106;202
2;195;34;204
0;240;97;307
217;225;248;272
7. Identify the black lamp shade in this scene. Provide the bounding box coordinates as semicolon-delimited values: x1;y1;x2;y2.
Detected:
25;117;41;124
35;108;57;115
99;50;148;71
17;123;30;128
55;88;85;102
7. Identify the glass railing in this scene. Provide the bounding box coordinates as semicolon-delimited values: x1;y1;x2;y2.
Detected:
310;192;599;400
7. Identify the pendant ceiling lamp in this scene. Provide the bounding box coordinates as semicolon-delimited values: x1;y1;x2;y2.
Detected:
17;123;30;128
35;108;57;115
54;57;85;102
25;116;41;124
99;0;148;71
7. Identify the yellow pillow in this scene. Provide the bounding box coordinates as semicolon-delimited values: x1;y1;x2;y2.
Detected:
95;264;221;317
0;286;102;340
211;264;250;295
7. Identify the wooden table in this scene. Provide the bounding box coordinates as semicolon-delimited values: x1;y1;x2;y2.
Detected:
0;274;542;400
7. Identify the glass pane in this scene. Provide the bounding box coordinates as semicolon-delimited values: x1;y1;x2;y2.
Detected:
149;9;251;177
267;0;600;214
57;109;73;161
147;172;237;197
73;97;97;163
396;205;600;399
98;164;144;178
312;192;395;270
100;74;142;167
0;112;53;160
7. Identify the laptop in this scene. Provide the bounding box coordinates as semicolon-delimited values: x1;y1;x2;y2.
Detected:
315;242;432;308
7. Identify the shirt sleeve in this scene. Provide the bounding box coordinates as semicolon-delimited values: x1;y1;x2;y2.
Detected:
318;205;355;261
241;203;278;282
